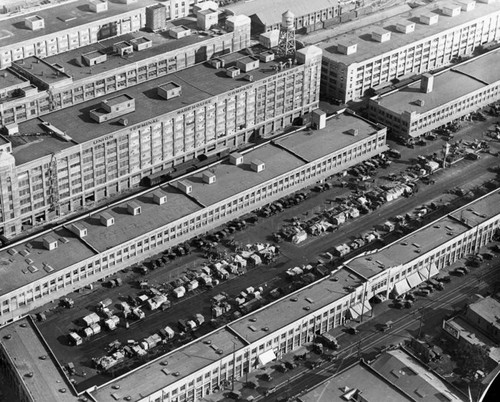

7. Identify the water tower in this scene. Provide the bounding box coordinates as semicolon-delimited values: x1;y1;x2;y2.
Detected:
277;10;296;57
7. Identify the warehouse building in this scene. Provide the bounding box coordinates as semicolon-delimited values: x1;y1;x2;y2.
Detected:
0;45;321;239
0;109;387;324
0;0;158;70
223;0;339;34
319;0;500;103
5;173;500;402
0;14;251;126
367;48;500;138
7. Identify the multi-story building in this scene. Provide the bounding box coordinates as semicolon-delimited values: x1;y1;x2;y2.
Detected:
319;0;500;103
0;45;321;239
223;0;340;34
0;109;387;324
0;14;251;126
367;48;500;138
0;0;159;70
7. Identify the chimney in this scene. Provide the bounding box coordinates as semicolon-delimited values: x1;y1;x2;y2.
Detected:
421;73;434;93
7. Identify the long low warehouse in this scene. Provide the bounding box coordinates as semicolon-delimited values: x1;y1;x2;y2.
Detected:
0;109;387;325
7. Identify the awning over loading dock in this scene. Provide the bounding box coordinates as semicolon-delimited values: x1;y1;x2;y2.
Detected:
258;349;276;366
406;272;423;289
348;301;372;319
392;279;411;296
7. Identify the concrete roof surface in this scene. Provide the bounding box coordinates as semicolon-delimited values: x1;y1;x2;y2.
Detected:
0;317;79;401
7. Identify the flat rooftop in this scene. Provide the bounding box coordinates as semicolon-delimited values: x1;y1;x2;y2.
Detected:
15;49;296;165
468;296;500;332
41;19;233;83
13;56;72;85
0;0;156;48
183;143;304;207
0;68;27;90
81;187;201;253
319;0;500;65
347;216;468;277
299;360;412;402
0;228;95;295
375;49;500;115
371;349;463;402
274;113;381;162
0;317;79;402
228;268;364;344
450;189;500;227
92;327;246;402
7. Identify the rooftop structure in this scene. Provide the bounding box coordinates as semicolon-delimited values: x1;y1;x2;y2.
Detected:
0;316;78;402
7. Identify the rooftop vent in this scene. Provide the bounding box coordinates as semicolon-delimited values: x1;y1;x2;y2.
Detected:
229;152;243;166
414;99;425;107
127;202;141;216
441;4;461;17
99;212;115;227
24;15;45;31
69;223;87;238
42;236;58;251
250;159;265;173
457;0;476;11
337;42;357;55
420;13;439;25
347;128;359;136
396;21;415;34
158;82;182;100
372;29;391;43
236;56;260;73
177;180;193;195
152;190;167;205
202;171;216;184
226;66;241;78
88;0;108;13
112;41;133;57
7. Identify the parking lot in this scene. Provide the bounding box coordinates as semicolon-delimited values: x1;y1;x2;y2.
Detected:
32;111;500;392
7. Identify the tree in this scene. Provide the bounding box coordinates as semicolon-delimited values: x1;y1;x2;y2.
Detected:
452;343;490;378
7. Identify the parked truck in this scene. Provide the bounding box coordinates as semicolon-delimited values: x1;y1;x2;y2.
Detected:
82;312;100;326
68;332;82;346
97;298;113;312
147;294;168;310
131;307;145;320
104;315;120;331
